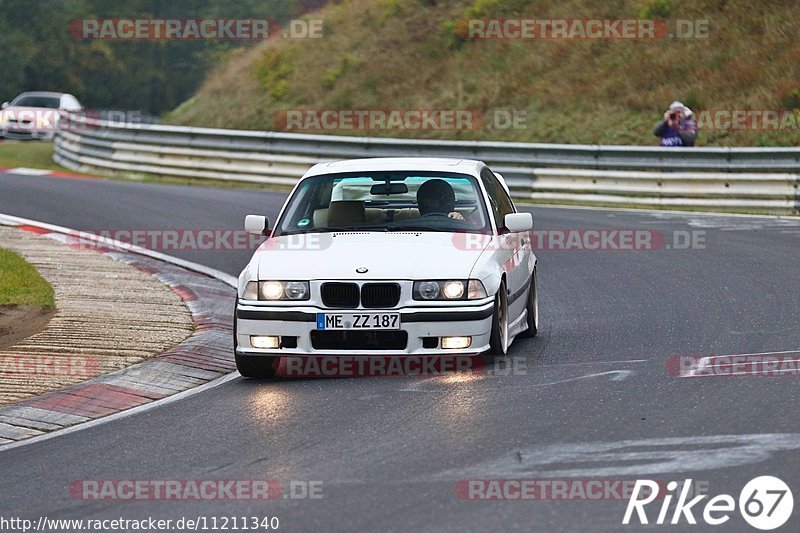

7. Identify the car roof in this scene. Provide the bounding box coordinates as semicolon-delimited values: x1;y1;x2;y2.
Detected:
14;91;70;99
302;157;485;179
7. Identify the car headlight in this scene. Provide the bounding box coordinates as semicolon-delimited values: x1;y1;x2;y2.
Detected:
413;279;487;301
284;281;309;300
261;281;285;300
442;280;465;299
416;281;440;300
241;280;310;301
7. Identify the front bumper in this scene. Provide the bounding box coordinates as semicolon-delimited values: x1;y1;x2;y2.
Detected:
1;128;55;140
235;299;493;356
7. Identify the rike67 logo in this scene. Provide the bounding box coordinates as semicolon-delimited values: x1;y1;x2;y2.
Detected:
623;476;793;530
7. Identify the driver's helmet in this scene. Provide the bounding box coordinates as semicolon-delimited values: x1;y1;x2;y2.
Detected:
416;179;455;215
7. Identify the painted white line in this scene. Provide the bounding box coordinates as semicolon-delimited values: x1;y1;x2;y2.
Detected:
697;349;800;359
679;349;800;378
685;369;800;378
7;167;52;176
533;369;633;386
433;433;800;479
0;372;241;453
692;356;710;377
398;369;634;392
682;361;800;378
537;359;648;367
709;358;800;367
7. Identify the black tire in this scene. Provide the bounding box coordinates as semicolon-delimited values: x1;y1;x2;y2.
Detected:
520;269;539;338
233;299;278;378
488;280;508;358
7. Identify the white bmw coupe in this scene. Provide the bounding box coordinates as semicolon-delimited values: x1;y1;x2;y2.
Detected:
235;157;538;377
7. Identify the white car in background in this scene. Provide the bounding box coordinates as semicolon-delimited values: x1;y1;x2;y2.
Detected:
235;157;539;377
0;91;83;140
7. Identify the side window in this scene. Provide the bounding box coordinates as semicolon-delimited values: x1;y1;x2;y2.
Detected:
480;168;515;230
480;169;501;225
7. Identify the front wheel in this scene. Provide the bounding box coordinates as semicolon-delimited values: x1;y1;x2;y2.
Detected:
520;269;539;338
488;281;509;357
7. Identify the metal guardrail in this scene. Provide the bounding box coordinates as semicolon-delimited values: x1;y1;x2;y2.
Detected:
53;113;800;214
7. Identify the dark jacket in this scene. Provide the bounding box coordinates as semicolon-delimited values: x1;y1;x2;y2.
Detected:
654;118;697;147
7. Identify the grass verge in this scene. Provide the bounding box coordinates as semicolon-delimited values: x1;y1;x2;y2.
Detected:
0;248;55;308
0;141;64;172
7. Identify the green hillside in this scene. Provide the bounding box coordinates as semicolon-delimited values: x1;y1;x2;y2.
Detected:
166;0;800;146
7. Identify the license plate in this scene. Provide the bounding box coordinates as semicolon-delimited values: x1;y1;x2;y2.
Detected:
316;313;400;330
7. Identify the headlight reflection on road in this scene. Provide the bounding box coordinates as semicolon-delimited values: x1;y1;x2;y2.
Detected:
248;387;294;425
435;372;484;386
438;383;480;422
424;372;484;421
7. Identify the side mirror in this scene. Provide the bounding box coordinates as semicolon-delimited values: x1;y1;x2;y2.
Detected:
245;215;270;235
1;102;8;109
504;212;533;232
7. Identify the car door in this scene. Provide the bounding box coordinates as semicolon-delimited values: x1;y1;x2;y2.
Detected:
480;167;531;320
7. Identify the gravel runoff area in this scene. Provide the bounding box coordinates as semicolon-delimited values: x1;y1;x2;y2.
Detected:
0;224;195;405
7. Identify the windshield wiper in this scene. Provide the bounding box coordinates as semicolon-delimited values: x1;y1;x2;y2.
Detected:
281;225;456;235
341;226;393;232
384;225;449;233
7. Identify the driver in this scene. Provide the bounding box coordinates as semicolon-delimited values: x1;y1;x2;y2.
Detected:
416;179;465;221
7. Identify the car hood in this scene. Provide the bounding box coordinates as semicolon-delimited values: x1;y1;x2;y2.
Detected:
255;231;488;280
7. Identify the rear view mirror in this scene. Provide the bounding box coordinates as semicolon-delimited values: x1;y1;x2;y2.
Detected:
370;183;408;195
245;215;270;235
504;212;533;232
1;102;8;109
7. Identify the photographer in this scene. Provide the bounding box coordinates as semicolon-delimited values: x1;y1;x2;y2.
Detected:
654;101;697;147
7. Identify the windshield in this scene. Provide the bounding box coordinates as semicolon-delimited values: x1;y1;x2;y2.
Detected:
275;171;491;236
11;95;61;109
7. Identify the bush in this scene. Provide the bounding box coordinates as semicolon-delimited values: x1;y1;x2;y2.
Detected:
778;85;800;110
639;0;674;19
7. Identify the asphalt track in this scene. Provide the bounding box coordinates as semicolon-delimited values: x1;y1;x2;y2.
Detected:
1;171;800;532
